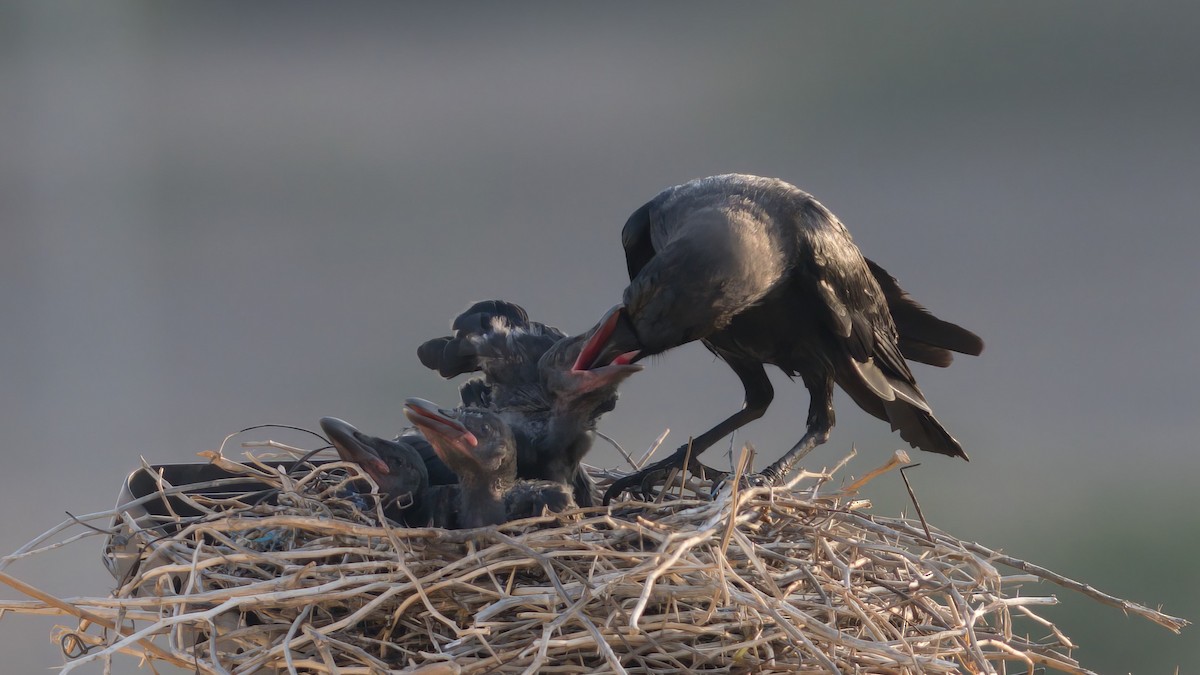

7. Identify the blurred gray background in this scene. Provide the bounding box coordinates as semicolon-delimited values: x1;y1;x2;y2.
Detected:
2;2;1197;672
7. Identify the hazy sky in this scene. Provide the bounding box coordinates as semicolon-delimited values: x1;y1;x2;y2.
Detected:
2;3;1197;672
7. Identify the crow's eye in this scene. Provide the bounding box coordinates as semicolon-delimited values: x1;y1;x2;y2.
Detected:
480;424;492;435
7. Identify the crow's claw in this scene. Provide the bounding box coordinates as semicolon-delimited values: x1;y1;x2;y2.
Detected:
603;463;672;504
603;445;732;504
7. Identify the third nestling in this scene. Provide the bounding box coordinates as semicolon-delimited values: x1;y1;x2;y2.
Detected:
402;397;575;529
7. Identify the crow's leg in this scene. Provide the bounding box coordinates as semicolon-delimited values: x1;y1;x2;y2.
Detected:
603;358;773;504
759;374;834;485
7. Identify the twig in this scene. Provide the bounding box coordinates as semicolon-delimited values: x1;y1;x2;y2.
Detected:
898;461;933;543
284;604;313;675
844;449;910;494
635;429;670;469
595;431;637;470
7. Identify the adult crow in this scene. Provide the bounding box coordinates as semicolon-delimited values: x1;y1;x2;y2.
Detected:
570;174;983;502
417;301;641;506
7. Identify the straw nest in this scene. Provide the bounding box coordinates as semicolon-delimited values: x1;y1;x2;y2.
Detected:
0;435;1188;675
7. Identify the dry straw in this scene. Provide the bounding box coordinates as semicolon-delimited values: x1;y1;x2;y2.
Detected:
0;433;1188;674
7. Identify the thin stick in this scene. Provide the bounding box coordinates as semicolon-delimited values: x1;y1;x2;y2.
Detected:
635;429;670;469
594;431;637;470
284;604;313;675
898;462;934;544
717;444;754;558
673;437;697;500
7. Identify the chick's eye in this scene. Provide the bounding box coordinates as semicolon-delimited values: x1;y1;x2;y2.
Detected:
480;424;491;435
